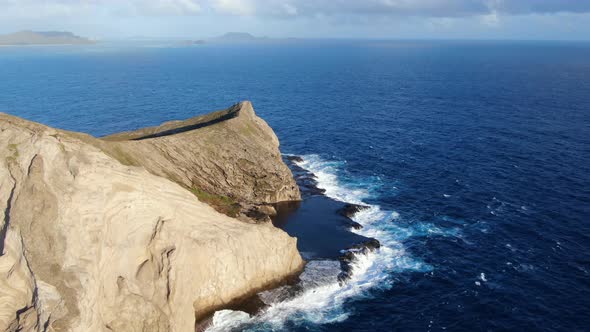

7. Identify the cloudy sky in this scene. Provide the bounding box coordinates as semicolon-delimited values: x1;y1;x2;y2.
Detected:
1;0;589;40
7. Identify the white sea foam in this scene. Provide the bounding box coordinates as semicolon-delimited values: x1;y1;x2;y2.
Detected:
207;154;446;331
479;273;488;282
209;310;251;331
296;155;370;204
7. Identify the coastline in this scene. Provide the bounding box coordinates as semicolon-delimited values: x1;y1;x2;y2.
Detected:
2;37;588;331
0;102;303;331
202;154;383;331
194;268;303;331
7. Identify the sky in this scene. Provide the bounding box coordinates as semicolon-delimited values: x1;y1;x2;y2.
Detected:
1;0;589;40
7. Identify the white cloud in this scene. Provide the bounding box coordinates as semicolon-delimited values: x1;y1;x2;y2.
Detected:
0;0;203;19
480;11;500;26
2;0;589;20
282;3;297;16
145;0;202;15
211;0;255;15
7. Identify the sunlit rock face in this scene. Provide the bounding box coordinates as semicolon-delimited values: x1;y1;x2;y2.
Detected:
0;102;303;331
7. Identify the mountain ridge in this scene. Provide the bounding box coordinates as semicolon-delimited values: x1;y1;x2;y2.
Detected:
0;30;94;45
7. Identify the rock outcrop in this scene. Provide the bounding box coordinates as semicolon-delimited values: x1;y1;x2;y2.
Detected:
0;102;304;331
101;101;300;218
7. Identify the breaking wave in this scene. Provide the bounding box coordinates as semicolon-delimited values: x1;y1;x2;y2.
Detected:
207;154;456;331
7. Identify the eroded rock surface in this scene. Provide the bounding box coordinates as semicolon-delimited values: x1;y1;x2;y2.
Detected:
0;102;304;331
102;101;300;216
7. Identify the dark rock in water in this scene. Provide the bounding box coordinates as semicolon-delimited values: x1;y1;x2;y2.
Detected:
340;238;381;261
285;155;304;163
343;219;363;230
296;176;326;196
270;167;379;283
336;204;369;229
353;238;381;251
338;203;370;219
272;196;375;259
338;238;381;282
283;156;325;197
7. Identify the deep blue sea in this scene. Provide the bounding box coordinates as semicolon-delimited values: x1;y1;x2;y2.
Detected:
1;40;590;331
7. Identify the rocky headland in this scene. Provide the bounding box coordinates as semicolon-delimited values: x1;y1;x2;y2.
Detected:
0;101;303;331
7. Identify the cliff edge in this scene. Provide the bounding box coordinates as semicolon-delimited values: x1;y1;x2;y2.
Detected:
101;101;300;219
0;102;303;331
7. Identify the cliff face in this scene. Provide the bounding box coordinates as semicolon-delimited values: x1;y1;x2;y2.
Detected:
102;101;300;218
0;102;304;331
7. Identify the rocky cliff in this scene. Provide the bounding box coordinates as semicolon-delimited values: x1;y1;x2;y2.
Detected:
0;102;304;331
102;101;300;219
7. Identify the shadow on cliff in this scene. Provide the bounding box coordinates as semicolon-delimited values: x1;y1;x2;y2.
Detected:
0;175;16;256
131;109;239;141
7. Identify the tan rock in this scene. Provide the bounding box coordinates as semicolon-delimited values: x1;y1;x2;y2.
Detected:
0;102;304;332
102;101;301;209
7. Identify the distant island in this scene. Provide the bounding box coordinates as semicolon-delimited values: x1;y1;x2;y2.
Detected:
0;30;94;45
206;32;303;45
181;39;206;46
210;32;269;43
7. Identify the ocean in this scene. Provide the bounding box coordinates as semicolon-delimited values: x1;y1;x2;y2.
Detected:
1;40;589;331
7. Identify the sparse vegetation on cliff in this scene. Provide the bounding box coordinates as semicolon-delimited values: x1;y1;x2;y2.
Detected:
190;187;240;217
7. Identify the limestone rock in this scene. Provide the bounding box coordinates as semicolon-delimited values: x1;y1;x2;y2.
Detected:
102;101;301;210
0;102;304;331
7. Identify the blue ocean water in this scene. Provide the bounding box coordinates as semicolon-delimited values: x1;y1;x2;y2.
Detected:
1;40;590;331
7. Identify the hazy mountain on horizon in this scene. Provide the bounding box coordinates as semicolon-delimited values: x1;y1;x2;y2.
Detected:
210;32;270;43
206;32;307;45
0;30;94;45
